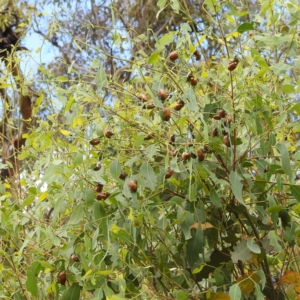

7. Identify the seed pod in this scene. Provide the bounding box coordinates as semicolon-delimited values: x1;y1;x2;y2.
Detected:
218;109;226;118
211;128;218;137
119;170;128;180
226;115;233;123
170;148;177;157
181;152;191;161
223;135;231;147
142;103;155;109
138;94;147;102
213;114;221;120
174;103;183;111
190;77;198;86
193;50;201;61
163;108;171;121
58;272;67;285
228;63;237;71
96;192;110;200
222;129;228;136
93;165;101;171
197;149;205;161
165;168;174;179
70;254;80;262
94;183;103;193
169;134;175;145
174;99;184;111
203;145;210;153
158;89;167;101
169;51;178;61
144;132;154;140
90;139;100;146
128;180;137;192
104;129;113;138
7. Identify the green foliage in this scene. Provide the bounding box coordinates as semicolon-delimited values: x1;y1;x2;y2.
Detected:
0;0;300;299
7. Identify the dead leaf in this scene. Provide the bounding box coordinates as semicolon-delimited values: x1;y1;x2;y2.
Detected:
280;270;300;284
210;292;230;300
190;222;215;230
237;272;261;294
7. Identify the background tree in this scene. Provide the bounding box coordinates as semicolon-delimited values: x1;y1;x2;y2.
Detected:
0;0;299;299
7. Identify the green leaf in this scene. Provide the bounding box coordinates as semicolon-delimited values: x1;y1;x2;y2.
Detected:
176;291;189;300
170;0;179;13
186;227;204;268
148;49;162;64
289;102;300;115
169;196;183;206
231;241;252;263
290;185;300;202
276;143;293;183
179;210;194;240
56;76;68;82
90;59;100;68
26;271;38;297
247;238;261;254
110;159;121;182
95;66;108;86
237;22;255;33
140;162;157;191
69;204;84;225
229;284;242;300
84;187;95;207
183;88;198;111
210;189;222;208
270;62;291;75
267;205;284;214
14;293;26;300
62;282;81;300
229;171;245;205
281;84;295;93
157;0;167;9
157;32;176;47
73;152;83;167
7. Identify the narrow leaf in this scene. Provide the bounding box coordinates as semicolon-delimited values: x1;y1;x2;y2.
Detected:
186;227;204;268
276;143;293;183
26;271;38;297
229;171;245;205
290;185;300;202
110;160;121;182
69;204;84;225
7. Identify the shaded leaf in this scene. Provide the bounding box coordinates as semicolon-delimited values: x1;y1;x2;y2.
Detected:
290;185;300;202
62;282;81;300
237;272;261;294
186;227;204;268
194;249;231;282
237;22;255;33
